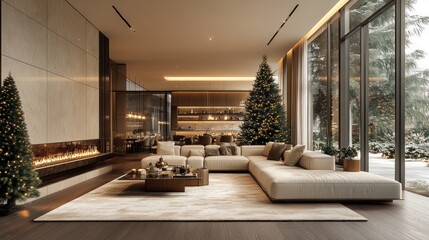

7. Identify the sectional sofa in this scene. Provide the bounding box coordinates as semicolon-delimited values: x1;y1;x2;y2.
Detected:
141;144;402;202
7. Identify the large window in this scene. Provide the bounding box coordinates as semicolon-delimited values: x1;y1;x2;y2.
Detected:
308;28;328;150
307;18;340;150
405;0;429;196
367;6;396;179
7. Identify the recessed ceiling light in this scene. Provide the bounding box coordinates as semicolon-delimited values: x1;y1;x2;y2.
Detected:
209;37;213;41
164;77;255;81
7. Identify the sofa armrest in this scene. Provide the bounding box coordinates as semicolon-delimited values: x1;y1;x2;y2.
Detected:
298;151;335;170
240;145;265;157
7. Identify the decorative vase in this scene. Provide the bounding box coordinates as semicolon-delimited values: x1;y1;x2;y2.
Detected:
155;156;168;169
179;165;187;175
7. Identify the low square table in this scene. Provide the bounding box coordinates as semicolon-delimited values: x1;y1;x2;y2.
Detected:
118;170;202;192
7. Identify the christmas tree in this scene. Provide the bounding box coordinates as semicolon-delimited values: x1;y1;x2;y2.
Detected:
239;56;289;145
0;74;40;213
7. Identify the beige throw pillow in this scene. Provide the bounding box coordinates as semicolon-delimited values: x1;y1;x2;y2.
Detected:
262;142;274;157
284;145;306;166
157;141;175;155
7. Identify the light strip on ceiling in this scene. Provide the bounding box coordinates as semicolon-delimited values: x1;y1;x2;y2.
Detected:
164;77;256;81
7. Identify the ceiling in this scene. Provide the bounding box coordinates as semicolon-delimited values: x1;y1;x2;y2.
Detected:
68;0;340;91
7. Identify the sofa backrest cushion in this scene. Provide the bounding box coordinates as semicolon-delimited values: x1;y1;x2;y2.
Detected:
181;145;205;157
190;149;205;157
267;143;287;160
284;145;306;166
157;141;175;155
241;145;265;156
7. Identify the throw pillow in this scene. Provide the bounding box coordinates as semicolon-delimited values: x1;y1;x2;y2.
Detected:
262;142;274;157
220;142;239;155
189;149;205;157
205;148;220;157
219;145;232;155
267;143;287;160
157;141;175;155
285;144;293;150
284;145;306;166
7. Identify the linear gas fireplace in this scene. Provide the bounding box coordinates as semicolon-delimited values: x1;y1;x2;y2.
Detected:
32;140;111;178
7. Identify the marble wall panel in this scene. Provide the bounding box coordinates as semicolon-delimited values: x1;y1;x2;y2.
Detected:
87;53;99;89
47;73;87;142
1;1;47;69
3;0;47;25
87;87;99;139
87;22;99;58
1;56;48;144
47;31;87;84
47;0;87;50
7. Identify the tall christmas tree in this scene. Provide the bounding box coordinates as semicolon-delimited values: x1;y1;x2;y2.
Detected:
239;56;289;145
0;74;40;214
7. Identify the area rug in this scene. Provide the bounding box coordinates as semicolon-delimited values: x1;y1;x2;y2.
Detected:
34;174;367;222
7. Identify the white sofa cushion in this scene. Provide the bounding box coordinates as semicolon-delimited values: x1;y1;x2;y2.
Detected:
298;151;335;170
181;145;205;157
157;141;175;155
204;156;249;171
187;156;204;169
241;145;265;157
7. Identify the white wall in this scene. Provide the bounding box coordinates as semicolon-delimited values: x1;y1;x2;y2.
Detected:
1;0;99;144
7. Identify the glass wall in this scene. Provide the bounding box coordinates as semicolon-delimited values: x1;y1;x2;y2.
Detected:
292;0;429;196
367;6;396;179
330;19;340;148
308;28;328;150
113;92;171;154
307;18;340;151
405;0;429;196
347;30;361;156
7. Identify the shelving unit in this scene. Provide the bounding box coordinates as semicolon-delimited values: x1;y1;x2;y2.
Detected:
175;106;245;135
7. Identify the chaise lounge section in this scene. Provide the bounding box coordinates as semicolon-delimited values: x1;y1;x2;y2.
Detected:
242;145;403;202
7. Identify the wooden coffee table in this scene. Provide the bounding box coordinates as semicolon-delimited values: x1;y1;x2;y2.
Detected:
118;170;203;192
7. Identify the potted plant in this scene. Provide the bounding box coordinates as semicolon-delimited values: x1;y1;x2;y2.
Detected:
339;146;359;171
321;145;338;157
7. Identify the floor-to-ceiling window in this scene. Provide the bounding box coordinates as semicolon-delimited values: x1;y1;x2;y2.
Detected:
308;28;328;150
405;0;429;196
307;18;339;150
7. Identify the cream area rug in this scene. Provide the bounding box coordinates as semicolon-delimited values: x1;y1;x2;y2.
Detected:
35;174;366;221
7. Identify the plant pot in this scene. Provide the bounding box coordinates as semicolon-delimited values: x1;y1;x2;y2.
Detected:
0;199;16;216
344;159;360;172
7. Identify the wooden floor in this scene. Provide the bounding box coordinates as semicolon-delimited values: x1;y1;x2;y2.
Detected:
1;154;428;240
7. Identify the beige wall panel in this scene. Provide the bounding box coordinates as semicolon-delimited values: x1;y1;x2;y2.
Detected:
87;22;99;58
87;87;99;139
47;31;87;84
3;0;47;25
87;53;99;89
1;56;48;144
47;73;87;142
47;0;86;50
1;2;47;69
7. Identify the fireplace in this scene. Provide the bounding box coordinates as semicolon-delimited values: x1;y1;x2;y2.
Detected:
32;140;112;178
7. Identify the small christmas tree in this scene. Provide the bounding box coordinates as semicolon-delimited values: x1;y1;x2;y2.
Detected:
0;74;40;214
239;56;289;145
